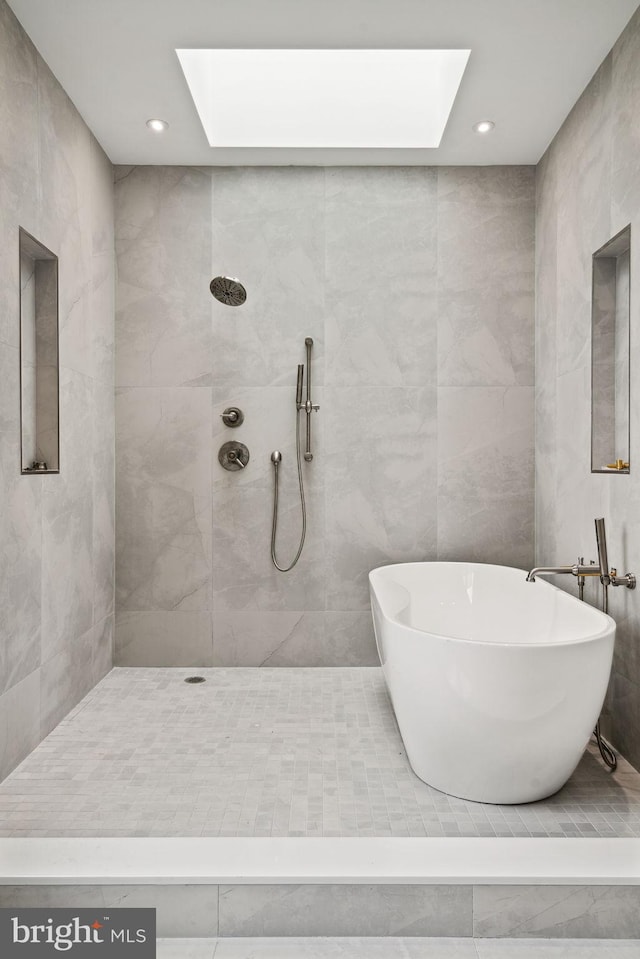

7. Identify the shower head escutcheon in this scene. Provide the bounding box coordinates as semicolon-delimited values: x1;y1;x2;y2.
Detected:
210;276;247;306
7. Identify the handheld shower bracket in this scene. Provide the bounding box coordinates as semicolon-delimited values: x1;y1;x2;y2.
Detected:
270;337;319;570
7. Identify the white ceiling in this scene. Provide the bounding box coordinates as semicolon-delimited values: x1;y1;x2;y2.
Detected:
7;0;640;166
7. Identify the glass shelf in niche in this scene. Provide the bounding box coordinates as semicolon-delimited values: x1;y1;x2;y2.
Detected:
19;228;59;474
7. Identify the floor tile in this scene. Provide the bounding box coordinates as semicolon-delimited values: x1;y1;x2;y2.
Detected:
0;668;637;838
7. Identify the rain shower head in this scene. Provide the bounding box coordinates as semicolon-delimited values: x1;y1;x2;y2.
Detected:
210;276;247;306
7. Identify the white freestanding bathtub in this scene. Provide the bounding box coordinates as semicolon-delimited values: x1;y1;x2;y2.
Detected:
369;562;616;804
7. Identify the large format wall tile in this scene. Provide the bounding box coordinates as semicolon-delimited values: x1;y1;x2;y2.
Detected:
438;167;535;389
0;668;40;781
0;430;41;696
0;885;219;938
534;149;559;566
212;611;323;667
535;8;640;765
116;166;212;388
473;885;640;939
0;0;114;775
211;167;325;391
218;884;473;937
40;625;95;738
324;386;437;610
438;386;534;569
212;383;323;491
611;8;640;227
212;481;325;612
38;57;93;381
92;251;115;388
41;494;94;666
212;611;377;666
93;378;115;623
325;167;437;388
609;671;640;771
89;135;115;257
41;369;95;663
0;0;38;350
116;164;535;667
116;387;212;612
116;610;213;667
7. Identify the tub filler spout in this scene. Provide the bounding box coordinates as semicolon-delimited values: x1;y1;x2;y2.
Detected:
525;562;596;583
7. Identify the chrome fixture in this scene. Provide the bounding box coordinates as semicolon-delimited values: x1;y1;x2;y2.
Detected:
299;337;320;462
594;517;610;588
270;445;307;572
270;337;319;572
526;517;635;590
210;276;247;306
525;562;601;583
220;406;244;428
528;518;634;775
218;441;250;471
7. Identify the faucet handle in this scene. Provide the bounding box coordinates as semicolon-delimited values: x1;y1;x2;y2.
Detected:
227;449;245;468
221;406;244;428
610;569;637;589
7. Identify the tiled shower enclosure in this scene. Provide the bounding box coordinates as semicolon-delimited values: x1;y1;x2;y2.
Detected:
114;165;535;668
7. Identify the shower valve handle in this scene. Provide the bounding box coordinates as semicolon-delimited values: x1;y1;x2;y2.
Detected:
220;406;244;428
227;449;245;468
218;441;250;471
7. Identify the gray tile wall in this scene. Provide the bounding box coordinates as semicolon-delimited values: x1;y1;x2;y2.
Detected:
114;165;535;666
2;882;640;939
0;0;115;779
535;7;640;767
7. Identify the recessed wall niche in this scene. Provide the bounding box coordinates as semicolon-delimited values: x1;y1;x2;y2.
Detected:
591;224;631;474
19;228;59;474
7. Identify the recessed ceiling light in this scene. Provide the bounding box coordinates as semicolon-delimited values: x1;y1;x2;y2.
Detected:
473;120;495;134
176;49;471;149
146;118;169;132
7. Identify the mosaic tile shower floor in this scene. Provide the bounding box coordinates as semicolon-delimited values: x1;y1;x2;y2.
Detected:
0;667;639;838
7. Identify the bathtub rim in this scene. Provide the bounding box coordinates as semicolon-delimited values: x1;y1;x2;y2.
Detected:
368;560;616;649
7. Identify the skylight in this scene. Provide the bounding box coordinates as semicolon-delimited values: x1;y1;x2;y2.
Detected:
176;49;471;149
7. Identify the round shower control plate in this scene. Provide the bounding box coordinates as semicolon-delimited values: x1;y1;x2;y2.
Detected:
218;441;250;471
221;406;244;428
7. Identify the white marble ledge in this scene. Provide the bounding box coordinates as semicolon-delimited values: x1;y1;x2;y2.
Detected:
2;838;640;886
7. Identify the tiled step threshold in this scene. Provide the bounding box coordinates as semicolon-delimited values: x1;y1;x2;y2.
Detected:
2;837;639;885
1;838;640;940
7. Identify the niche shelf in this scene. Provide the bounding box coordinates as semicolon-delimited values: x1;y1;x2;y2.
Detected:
19;228;59;474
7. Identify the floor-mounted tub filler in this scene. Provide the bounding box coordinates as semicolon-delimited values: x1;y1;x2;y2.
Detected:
369;562;616;804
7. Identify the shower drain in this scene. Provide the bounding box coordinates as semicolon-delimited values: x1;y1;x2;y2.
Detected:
184;676;206;684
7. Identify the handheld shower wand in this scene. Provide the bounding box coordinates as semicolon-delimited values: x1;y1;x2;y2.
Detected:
270;338;319;571
296;364;304;409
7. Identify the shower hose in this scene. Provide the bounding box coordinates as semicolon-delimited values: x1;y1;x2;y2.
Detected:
270;407;306;572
